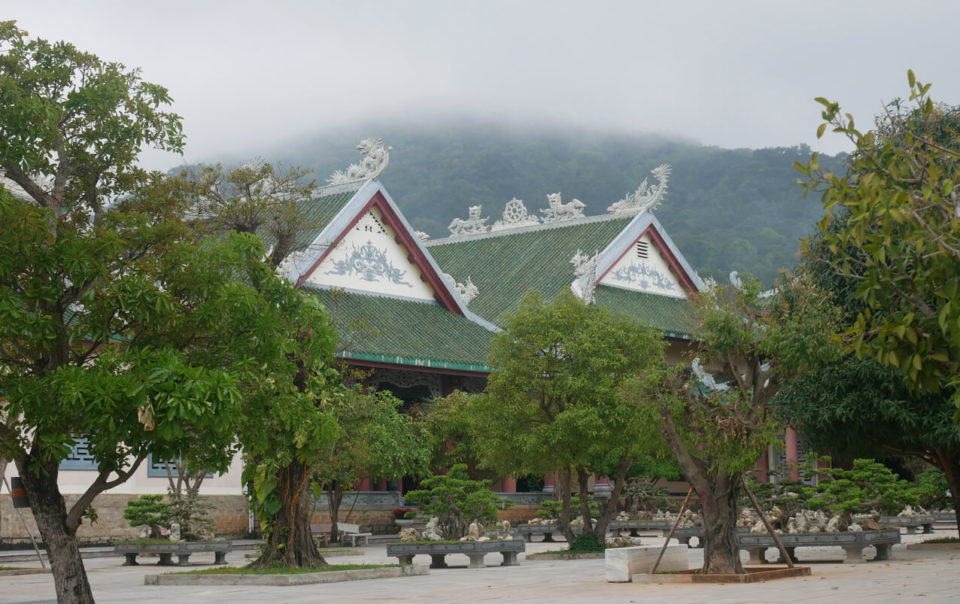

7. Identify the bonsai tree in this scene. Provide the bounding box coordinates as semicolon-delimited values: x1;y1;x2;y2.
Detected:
403;464;501;539
167;488;215;541
806;458;919;518
123;495;173;539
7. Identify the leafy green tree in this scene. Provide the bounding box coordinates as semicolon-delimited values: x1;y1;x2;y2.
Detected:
462;291;666;542
182;161;344;568
0;22;252;603
403;464;501;539
797;71;960;402
312;387;429;542
630;274;840;574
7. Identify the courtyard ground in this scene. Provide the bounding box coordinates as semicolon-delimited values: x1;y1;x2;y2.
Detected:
0;531;956;603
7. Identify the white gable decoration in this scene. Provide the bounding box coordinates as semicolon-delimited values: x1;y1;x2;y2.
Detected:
305;206;437;302
599;233;686;299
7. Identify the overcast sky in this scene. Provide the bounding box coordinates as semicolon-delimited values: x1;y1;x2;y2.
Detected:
7;1;959;171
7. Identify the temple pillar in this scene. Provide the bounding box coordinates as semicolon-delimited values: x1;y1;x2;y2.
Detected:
593;475;612;499
377;477;388;491
502;476;517;493
357;476;371;491
753;452;769;483
542;472;555;495
785;427;799;481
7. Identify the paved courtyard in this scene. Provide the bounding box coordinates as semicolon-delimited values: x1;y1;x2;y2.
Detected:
1;533;957;603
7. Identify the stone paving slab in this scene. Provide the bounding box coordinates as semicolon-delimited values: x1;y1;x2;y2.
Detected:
1;533;958;603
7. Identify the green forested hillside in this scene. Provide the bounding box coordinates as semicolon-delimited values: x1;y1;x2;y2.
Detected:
250;122;846;286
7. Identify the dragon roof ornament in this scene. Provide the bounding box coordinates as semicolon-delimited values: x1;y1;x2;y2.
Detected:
540;192;586;223
607;164;671;215
445;273;479;306
571;249;599;304
448;205;490;237
327;137;392;184
492;198;540;231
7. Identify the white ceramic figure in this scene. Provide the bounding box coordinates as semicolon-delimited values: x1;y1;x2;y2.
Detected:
327;137;391;184
607;164;671;215
540;193;585;222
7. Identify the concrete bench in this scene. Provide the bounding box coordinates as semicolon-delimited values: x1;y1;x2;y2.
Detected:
605;544;688;582
387;539;525;569
515;524;585;542
338;522;372;546
739;529;901;563
310;523;331;548
879;515;936;534
115;541;231;566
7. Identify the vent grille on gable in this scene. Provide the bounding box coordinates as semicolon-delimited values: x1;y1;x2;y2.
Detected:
636;240;649;259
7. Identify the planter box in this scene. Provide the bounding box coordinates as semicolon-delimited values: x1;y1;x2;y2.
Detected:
114;541;232;566
633;566;811;584
387;539;525;569
605;544;687;582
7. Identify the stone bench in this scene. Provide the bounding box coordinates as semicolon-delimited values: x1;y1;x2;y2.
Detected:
515;524;581;542
387;540;525;569
739;529;901;563
608;520;670;537
878;515;936;534
605;544;688;582
115;541;231;566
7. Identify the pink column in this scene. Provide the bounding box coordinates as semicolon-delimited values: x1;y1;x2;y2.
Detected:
357;476;371;491
785;427;800;481
502;476;517;493
543;472;556;494
753;453;769;483
593;475;612;497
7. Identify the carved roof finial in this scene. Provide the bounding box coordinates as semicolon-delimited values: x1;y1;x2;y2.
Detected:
327;137;391;184
448;205;490;237
607;164;671;215
492;198;540;231
540;192;586;223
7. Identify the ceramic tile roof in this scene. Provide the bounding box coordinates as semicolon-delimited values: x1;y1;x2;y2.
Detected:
307;286;494;373
593;285;697;339
427;217;698;338
427;217;633;323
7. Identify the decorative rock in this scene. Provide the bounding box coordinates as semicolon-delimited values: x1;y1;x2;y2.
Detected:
422;517;443;541
398;528;420;543
169;522;181;542
499;520;513;540
848;523;863;532
466;520;482;541
826;516;841;533
861;517;880;531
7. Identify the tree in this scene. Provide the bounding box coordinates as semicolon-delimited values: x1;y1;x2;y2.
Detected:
462;291;667;544
797;71;960;404
312;387;429;542
0;23;253;603
403;464;501;540
628;274;840;574
182;161;344;568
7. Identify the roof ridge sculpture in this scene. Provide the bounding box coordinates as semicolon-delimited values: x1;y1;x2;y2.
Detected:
327;137;391;185
607;164;671;215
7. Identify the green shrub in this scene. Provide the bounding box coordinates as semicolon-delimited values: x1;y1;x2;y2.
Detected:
403;464;503;539
568;533;605;553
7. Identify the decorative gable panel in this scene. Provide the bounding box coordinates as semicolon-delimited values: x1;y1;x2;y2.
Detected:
599;233;686;299
305;206;437;301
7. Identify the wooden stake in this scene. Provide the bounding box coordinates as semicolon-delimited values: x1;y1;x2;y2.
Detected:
740;477;793;568
650;485;695;574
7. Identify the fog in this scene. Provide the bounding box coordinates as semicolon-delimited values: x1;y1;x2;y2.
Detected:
7;0;959;169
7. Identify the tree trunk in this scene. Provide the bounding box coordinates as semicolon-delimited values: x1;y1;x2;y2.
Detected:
326;483;343;543
557;468;576;542
594;456;630;540
15;455;95;604
699;471;743;574
252;460;327;568
938;453;960;539
576;470;592;535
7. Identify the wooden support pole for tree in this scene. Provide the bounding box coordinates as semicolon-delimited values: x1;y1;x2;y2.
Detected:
740;477;793;568
650;485;695;575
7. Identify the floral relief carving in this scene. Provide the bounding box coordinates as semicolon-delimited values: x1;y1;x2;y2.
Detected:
326;241;413;287
610;263;677;292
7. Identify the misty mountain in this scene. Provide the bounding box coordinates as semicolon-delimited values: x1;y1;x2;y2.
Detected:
234;122;847;286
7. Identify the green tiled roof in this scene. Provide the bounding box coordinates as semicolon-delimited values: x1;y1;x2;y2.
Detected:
593;285;696;339
427;217;633;324
427;218;698;338
308;286;494;372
